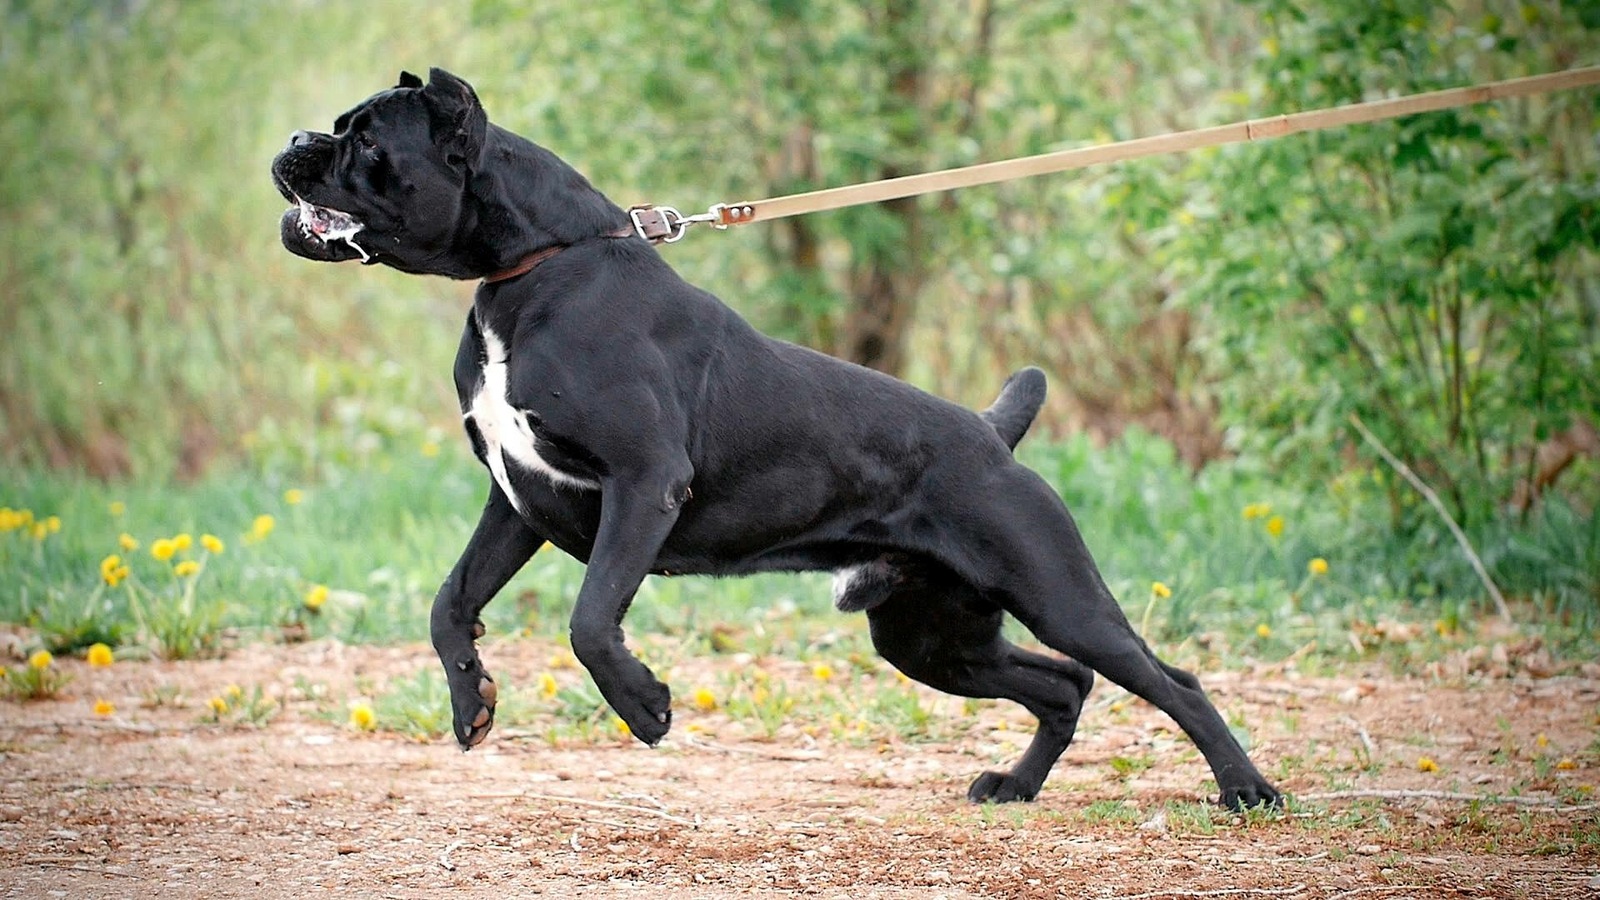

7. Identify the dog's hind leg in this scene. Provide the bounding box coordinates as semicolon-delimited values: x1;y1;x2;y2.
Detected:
430;483;544;749
866;581;1093;803
978;468;1281;810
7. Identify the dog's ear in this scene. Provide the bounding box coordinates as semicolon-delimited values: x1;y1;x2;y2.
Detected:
423;67;487;171
397;70;424;89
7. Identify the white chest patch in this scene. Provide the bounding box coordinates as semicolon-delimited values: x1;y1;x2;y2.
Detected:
466;323;600;512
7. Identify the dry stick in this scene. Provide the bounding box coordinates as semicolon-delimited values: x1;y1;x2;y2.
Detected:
1348;414;1511;622
515;791;699;827
1109;884;1308;900
1342;715;1377;762
1300;788;1600;811
436;839;463;871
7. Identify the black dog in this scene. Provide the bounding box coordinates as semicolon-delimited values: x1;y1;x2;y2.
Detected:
271;68;1280;809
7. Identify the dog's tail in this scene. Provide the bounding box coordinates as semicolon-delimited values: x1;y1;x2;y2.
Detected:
981;366;1047;450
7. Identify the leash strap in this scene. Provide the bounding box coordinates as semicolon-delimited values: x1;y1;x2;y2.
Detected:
632;65;1600;238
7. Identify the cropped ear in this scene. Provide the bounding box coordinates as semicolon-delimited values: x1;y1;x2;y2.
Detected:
422;67;487;170
397;70;424;89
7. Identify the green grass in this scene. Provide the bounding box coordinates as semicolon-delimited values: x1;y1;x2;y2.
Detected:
2;429;1596;666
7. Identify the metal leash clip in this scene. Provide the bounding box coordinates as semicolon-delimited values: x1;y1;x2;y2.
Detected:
629;204;744;243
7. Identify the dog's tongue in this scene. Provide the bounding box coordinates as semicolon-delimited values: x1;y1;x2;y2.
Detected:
296;198;369;261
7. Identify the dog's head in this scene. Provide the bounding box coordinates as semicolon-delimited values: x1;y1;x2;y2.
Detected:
271;68;489;276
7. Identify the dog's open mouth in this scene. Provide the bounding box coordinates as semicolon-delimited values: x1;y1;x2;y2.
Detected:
294;197;369;261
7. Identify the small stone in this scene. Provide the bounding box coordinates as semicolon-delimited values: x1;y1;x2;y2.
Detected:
1356;844;1381;856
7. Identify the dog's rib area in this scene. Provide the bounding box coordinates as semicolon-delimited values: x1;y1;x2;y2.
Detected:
466;321;601;510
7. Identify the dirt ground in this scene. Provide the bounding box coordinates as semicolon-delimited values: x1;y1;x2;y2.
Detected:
1;637;1596;899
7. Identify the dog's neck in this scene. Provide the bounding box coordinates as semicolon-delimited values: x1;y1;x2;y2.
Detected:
466;126;632;276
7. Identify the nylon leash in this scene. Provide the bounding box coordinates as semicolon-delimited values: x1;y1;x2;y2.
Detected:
627;65;1600;243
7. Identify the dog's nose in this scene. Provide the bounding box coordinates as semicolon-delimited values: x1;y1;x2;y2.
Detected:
289;130;315;149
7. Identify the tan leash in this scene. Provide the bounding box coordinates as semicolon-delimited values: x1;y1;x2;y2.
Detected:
628;65;1600;243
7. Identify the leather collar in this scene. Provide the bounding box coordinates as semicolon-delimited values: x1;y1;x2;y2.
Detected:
482;226;635;284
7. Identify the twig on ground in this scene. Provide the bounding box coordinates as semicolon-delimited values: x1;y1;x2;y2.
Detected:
1342;715;1377;762
27;860;143;879
569;830;583;853
1348;414;1510;621
1300;788;1600;811
500;791;699;827
436;839;462;871
1107;883;1307;900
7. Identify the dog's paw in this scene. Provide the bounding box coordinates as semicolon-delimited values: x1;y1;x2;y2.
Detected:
446;656;498;751
612;674;672;747
1219;779;1284;812
966;771;1039;804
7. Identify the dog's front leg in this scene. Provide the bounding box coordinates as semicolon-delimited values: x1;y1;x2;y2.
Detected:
569;465;692;747
430;483;543;749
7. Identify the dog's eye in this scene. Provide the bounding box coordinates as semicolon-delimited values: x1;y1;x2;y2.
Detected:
353;132;380;159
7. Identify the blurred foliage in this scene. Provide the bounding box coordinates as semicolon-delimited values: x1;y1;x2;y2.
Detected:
1;1;1596;603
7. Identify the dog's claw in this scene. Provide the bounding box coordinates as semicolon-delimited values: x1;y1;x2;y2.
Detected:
966;771;1038;804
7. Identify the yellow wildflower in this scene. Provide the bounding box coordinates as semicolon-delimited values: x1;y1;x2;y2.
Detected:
31;522;49;541
100;554;129;587
174;560;201;578
614;716;631;738
1308;558;1329;576
1265;515;1285;538
150;538;177;562
207;696;229;716
93;699;115;717
1242;502;1271;520
247;514;275;542
224;684;243;700
537;672;559;699
691;687;718;711
44;515;61;533
28;649;53;670
86;643;114;668
420;441;441;458
1151;581;1172;599
0;508;19;531
109;501;126;517
350;703;376;731
548;649;578;670
303;584;330;611
201;534;224;554
283;489;304;506
1556;758;1578;771
1535;733;1549;749
1255;623;1273;639
172;532;193;551
1417;757;1439;773
118;532;139;552
811;662;835;682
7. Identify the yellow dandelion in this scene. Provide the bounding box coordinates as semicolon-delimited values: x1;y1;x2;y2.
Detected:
1265;515;1285;538
420;441;441;458
207;696;229;716
1535;733;1549;750
201;534;224;554
247;514;275;543
86;643;114;668
1151;581;1172;599
1109;701;1127;714
303;584;330;611
537;672;559;699
350;703;376;731
108;501;126;517
174;560;201;578
811;662;835;681
1556;758;1578;771
93;699;115;717
224;684;244;701
118;532;139;552
150;538;177;562
548;649;578;670
614;716;631;738
1255;623;1273;639
1308;557;1329;576
1418;757;1439;773
283;488;304;506
31;522;49;541
28;649;53;670
172;532;193;552
0;508;18;531
44;515;61;534
691;687;718;711
1242;502;1271;520
100;554;124;585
